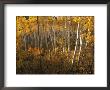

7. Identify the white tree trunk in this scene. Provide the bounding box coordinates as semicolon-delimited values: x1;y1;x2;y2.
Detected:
72;22;79;64
78;31;82;61
68;30;70;52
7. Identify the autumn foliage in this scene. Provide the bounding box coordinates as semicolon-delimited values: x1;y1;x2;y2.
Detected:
16;16;94;74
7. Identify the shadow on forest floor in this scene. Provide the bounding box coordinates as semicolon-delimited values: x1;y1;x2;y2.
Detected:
16;49;94;74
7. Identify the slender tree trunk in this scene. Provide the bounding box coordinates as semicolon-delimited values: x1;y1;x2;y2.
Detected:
44;17;48;49
52;16;56;52
63;30;65;52
64;30;66;53
67;30;70;52
37;16;39;49
34;31;36;48
67;18;71;52
78;29;82;61
64;16;67;52
54;26;56;52
45;32;48;49
40;24;42;49
72;22;79;64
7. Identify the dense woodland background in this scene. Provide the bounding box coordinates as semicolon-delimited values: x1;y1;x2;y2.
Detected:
16;16;94;74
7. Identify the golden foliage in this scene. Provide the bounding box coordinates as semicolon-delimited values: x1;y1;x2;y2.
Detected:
16;16;94;74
